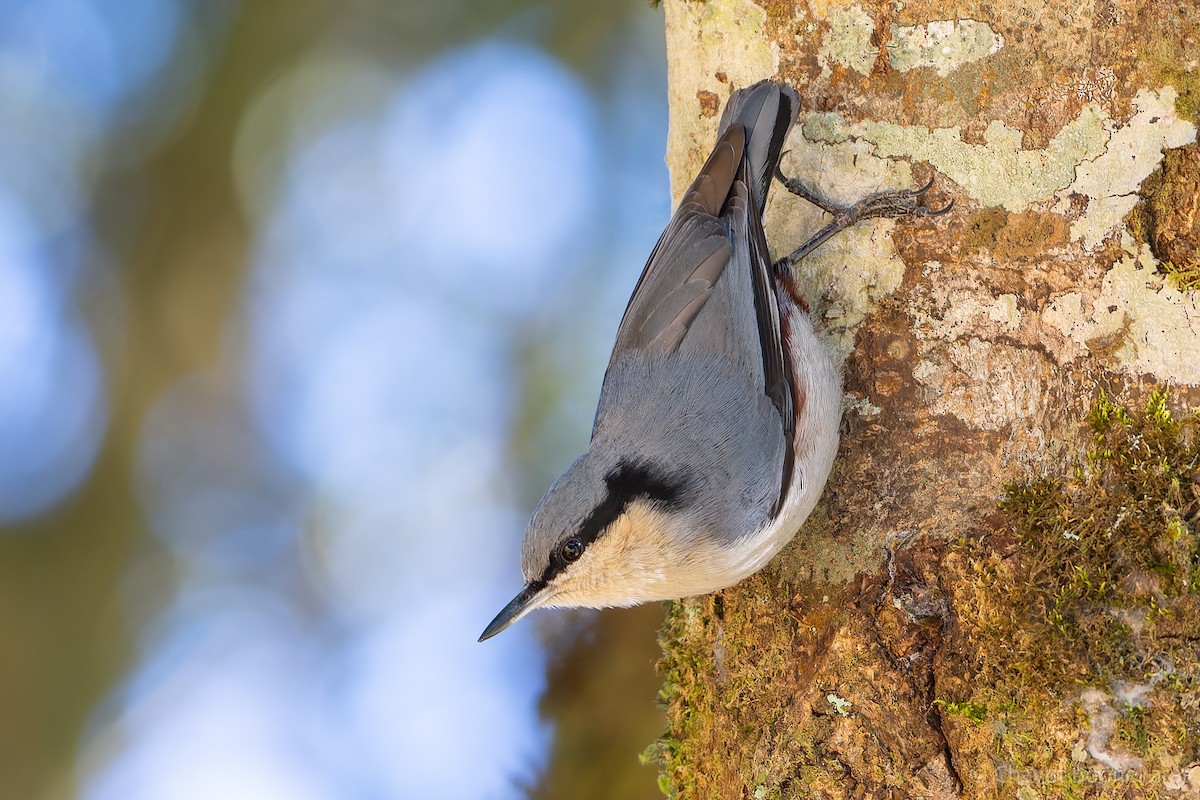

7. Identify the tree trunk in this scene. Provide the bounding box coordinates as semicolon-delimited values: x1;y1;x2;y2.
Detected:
652;1;1200;797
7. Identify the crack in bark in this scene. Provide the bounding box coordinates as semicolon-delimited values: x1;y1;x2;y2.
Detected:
925;562;965;798
870;542;964;797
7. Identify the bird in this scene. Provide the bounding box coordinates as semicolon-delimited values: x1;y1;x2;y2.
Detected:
479;80;948;642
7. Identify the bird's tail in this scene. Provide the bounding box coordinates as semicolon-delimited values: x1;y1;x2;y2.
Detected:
717;80;799;214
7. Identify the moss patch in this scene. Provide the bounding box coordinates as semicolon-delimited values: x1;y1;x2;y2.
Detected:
652;570;952;798
1132;1;1200;124
939;388;1200;796
1128;143;1200;291
1000;388;1199;680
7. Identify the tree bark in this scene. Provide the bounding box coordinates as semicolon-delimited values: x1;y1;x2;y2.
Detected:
653;1;1200;797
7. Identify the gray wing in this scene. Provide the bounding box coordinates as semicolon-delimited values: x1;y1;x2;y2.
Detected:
601;124;793;457
709;164;792;441
608;126;743;357
681;158;795;512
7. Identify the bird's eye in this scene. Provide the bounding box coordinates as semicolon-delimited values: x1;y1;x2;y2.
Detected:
559;537;585;563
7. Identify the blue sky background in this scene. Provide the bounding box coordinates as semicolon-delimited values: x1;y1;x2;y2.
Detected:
0;2;670;797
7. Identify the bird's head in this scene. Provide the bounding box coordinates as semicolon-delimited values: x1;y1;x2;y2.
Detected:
479;451;736;640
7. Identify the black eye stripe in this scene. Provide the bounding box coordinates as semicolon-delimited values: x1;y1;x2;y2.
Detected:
538;460;687;584
604;461;684;507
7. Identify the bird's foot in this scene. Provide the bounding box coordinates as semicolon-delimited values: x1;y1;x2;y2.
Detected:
772;170;953;274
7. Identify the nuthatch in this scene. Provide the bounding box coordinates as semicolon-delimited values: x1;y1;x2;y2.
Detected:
480;80;948;641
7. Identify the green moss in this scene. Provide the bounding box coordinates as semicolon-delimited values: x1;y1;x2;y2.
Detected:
1125;136;1200;293
945;388;1200;792
936;699;987;724
1136;2;1200;125
1162;258;1200;291
999;389;1199;658
1163;66;1200;124
1116;704;1152;754
650;573;872;798
652;601;717;799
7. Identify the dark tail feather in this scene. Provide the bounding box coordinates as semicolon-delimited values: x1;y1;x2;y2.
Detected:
717;80;799;213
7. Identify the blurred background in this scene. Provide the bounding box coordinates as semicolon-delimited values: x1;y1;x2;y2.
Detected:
0;1;671;798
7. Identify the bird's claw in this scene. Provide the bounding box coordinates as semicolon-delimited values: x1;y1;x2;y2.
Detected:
772;170;953;273
878;177;954;217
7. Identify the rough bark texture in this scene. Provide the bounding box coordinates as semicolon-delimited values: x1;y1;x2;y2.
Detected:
651;1;1200;797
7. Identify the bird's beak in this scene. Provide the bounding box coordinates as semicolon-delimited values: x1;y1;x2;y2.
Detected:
478;581;551;642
